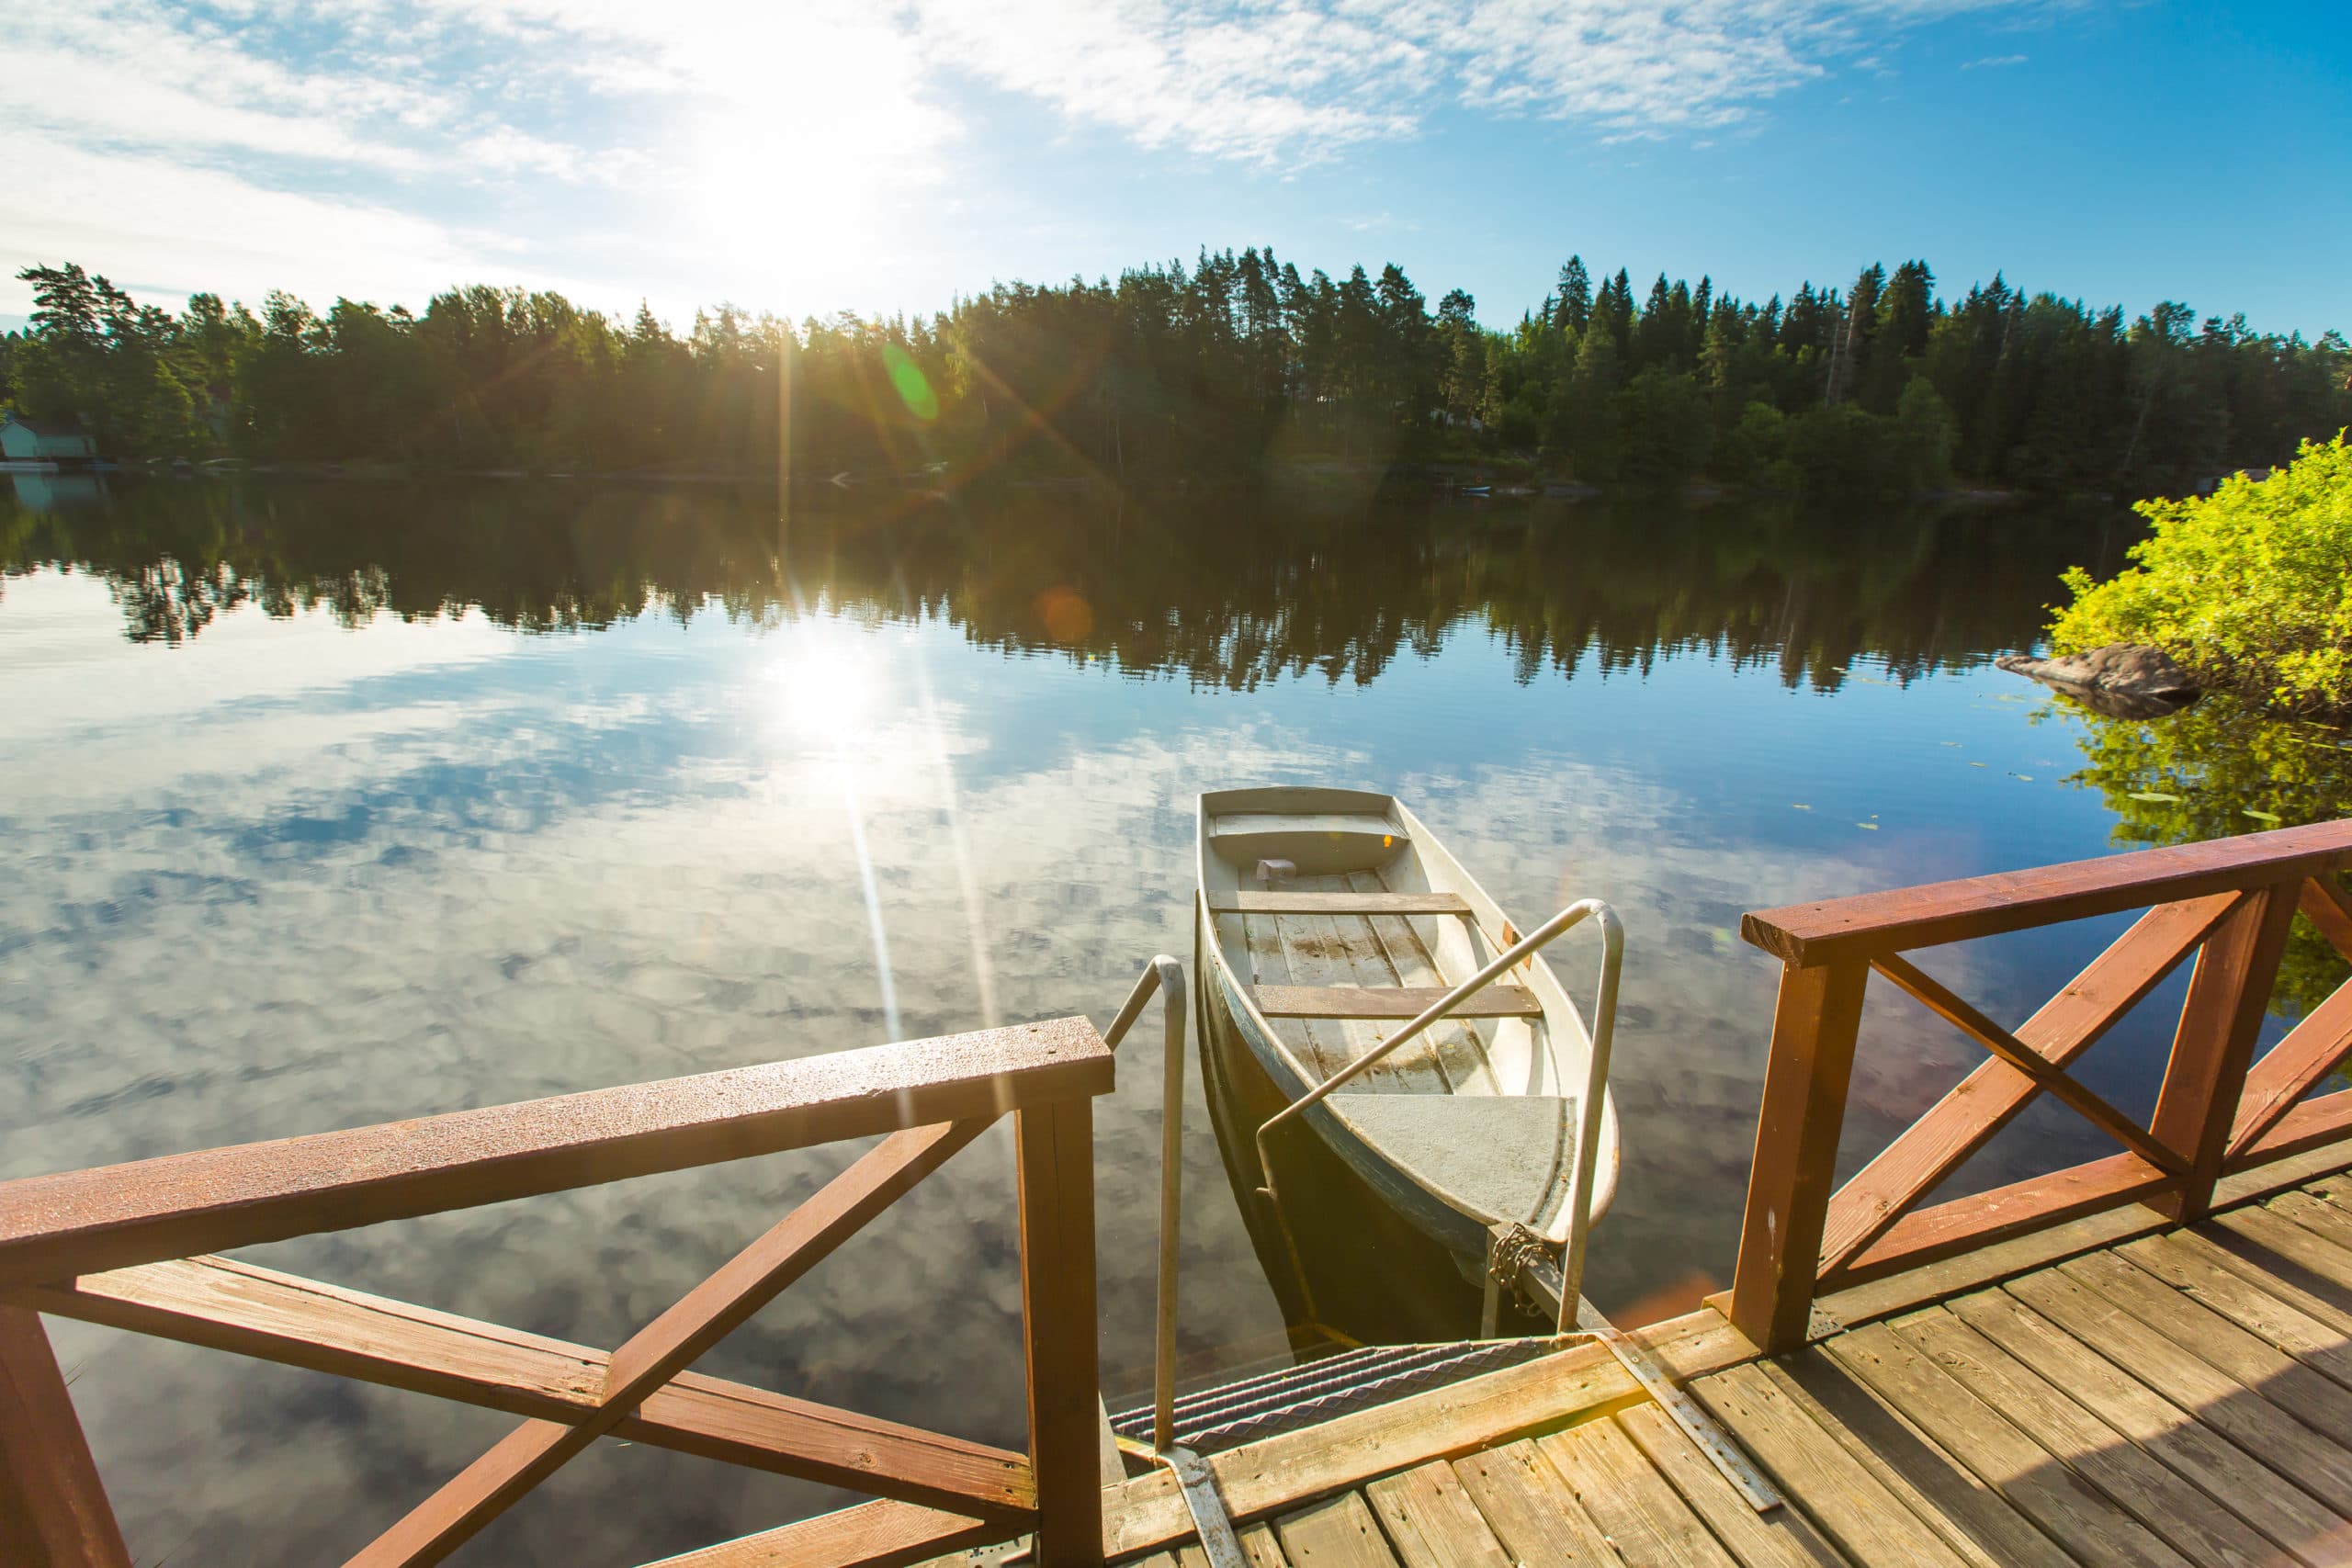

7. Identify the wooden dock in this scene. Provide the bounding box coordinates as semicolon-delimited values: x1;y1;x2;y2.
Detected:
7;822;2352;1566
1021;1149;2352;1568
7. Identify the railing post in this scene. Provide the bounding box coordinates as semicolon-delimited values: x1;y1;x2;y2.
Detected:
0;1307;130;1568
1729;960;1869;1354
2153;882;2301;1221
1015;1098;1103;1567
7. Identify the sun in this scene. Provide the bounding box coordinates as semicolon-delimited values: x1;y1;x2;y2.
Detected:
765;622;881;742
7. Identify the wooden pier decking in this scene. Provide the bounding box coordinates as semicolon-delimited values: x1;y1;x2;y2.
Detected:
1021;1150;2352;1568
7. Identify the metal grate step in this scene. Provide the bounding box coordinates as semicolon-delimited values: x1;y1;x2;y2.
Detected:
1107;1337;1565;1455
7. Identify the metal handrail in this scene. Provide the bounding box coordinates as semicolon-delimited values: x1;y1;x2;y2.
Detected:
1099;954;1188;1453
1252;897;1623;1325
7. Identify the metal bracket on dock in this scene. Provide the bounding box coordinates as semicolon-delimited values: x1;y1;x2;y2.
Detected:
1487;1223;1783;1514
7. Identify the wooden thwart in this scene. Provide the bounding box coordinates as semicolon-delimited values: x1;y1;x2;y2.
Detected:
1249;986;1541;1021
1206;892;1470;917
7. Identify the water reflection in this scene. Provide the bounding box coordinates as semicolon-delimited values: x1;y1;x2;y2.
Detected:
1;474;2273;1564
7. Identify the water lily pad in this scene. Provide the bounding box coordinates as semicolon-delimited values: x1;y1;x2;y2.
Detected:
2243;807;2284;824
1856;821;1879;830
1969;761;1987;768
1792;803;1812;811
2128;791;2184;804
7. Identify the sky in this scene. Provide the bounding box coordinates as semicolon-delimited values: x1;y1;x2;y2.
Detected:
4;1;2347;339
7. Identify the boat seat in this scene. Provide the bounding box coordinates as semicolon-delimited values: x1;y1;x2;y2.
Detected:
1252;984;1541;1020
1206;891;1471;916
1330;1093;1581;1235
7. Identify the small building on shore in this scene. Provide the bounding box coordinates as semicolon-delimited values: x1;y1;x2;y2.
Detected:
0;414;99;465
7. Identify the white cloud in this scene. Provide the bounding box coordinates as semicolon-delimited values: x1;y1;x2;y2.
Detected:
1962;52;2030;68
0;0;2049;315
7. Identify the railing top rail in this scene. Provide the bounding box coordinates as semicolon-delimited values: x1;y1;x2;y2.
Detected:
0;1017;1110;1287
1741;819;2352;967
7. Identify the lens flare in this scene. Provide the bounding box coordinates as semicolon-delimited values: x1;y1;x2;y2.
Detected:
883;343;938;423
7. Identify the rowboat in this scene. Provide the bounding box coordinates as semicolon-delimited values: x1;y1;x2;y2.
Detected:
1194;786;1623;1289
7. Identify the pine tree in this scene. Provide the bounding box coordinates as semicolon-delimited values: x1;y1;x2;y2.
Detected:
1555;257;1592;334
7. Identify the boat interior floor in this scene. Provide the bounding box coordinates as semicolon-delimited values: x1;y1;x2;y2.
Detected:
1331;1091;1578;1234
1237;869;1505;1096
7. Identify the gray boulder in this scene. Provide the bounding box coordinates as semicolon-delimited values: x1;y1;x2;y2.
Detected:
1995;643;2202;719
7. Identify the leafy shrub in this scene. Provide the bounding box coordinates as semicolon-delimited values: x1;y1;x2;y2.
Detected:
2052;434;2352;714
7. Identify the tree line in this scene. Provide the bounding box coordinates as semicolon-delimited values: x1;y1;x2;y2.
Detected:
4;253;2346;495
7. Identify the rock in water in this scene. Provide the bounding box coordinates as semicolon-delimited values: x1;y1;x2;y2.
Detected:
1995;644;2202;718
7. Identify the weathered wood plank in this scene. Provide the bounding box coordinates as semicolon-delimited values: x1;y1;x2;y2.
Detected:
1250;986;1542;1021
1271;1492;1399;1568
641;1499;1002;1568
1748;1353;2049;1568
1945;1285;2352;1568
1539;1419;1739;1567
1825;1321;2188;1568
1362;1462;1513;1568
1829;1152;2175;1289
1346;872;1496;1094
1018;1098;1103;1567
1613;1404;1848;1568
2059;1249;2352;1451
1815;892;2238;1276
1729;960;1870;1354
0;1018;1110;1285
0;1307;131;1568
1448;1439;1624;1565
1269;907;1409;1089
2004;1264;2352;1517
2208;1200;2352;1320
1890;1306;2279;1567
1684;1361;1982;1568
2122;1230;2352;1394
1739;826;2345;965
1176;1522;1289;1568
2151;885;2302;1218
1208;893;1471;917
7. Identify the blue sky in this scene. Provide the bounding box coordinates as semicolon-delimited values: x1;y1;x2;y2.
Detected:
4;2;2346;339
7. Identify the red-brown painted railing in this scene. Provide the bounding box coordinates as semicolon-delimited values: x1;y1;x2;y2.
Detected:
1728;818;2352;1354
0;1019;1115;1568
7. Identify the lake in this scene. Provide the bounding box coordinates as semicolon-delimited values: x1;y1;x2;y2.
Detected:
3;472;2339;1563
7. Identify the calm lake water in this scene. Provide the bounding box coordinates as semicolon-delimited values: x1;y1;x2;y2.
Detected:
3;472;2339;1563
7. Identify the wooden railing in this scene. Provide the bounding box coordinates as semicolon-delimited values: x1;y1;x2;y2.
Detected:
1729;819;2352;1354
0;1019;1115;1568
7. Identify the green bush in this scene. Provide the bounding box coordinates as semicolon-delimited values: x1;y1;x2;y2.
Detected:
2052;434;2352;714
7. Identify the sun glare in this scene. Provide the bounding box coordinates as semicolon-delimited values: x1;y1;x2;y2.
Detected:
766;624;880;741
